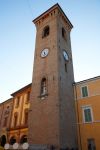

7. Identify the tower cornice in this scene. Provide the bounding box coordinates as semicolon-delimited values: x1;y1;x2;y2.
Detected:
32;3;73;29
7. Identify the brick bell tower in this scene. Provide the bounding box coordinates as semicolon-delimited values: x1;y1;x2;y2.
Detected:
29;3;77;150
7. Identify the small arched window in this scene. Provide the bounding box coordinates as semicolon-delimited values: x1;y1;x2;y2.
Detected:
41;78;47;96
42;26;50;38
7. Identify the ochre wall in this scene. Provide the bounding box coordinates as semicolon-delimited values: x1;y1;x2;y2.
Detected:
75;78;100;150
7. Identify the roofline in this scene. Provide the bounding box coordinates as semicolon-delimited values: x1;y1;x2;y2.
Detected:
32;3;73;28
11;83;32;96
74;75;100;85
0;98;13;105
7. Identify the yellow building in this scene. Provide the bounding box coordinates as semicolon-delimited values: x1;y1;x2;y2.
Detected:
0;83;31;147
8;83;31;145
74;76;100;150
0;98;13;147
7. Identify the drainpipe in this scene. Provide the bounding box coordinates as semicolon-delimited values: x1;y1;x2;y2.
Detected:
74;82;82;150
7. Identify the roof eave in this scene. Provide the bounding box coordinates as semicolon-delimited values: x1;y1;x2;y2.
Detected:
32;3;73;29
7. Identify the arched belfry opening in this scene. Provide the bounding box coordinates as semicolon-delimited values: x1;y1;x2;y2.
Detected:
42;25;50;38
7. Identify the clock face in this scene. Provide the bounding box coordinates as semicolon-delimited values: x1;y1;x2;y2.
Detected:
63;50;69;61
41;48;49;58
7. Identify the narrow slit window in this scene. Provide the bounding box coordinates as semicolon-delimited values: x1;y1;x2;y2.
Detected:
65;63;67;72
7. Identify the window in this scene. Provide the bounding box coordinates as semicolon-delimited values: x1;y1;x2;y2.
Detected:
62;27;66;40
20;135;27;144
10;136;16;145
0;135;7;147
24;110;28;125
81;86;88;97
42;26;50;38
41;78;47;96
87;139;96;150
26;92;30;103
3;117;8;127
14;113;18;127
65;63;67;72
83;107;93;123
16;97;20;107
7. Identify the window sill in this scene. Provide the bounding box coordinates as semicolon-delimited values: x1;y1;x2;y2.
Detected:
81;96;88;99
38;93;48;99
83;121;93;124
42;35;49;38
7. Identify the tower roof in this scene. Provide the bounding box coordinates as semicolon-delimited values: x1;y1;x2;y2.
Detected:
33;3;73;29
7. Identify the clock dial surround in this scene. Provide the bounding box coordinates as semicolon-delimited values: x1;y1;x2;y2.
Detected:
41;48;49;58
63;50;69;61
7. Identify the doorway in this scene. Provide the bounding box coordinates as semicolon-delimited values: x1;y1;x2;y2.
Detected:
0;135;7;147
87;139;96;150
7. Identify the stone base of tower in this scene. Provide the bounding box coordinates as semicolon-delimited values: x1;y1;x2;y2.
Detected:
29;144;57;150
29;144;48;150
29;144;77;150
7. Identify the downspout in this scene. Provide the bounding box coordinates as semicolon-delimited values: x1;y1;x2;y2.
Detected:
74;83;82;150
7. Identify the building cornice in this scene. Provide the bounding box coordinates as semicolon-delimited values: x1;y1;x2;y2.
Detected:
0;98;13;105
74;75;100;85
33;3;73;29
11;83;32;97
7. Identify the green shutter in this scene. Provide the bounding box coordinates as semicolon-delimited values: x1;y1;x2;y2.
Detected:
82;86;88;97
84;108;92;122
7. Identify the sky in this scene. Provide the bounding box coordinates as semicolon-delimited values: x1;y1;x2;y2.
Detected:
0;0;100;102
